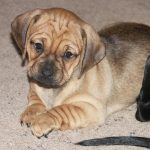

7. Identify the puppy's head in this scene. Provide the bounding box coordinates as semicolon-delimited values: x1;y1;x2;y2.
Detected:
11;8;105;88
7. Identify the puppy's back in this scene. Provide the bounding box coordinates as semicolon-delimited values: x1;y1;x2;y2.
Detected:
99;23;150;113
99;22;150;68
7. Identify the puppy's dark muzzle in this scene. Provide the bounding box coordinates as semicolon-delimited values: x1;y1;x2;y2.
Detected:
30;61;61;88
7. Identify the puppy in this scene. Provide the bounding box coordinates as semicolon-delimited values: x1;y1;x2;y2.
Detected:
11;8;150;138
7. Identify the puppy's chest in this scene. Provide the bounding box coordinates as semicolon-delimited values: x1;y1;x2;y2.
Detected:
35;86;55;108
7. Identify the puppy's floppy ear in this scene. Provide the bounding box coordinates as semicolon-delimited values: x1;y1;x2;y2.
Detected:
78;24;105;78
11;9;42;61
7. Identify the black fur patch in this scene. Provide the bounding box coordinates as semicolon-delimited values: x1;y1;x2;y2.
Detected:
76;136;150;148
136;55;150;121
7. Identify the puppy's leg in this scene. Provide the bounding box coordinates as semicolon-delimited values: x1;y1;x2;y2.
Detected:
136;55;150;121
20;87;46;126
31;94;106;137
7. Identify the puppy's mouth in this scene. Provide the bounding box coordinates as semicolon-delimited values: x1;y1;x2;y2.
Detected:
29;74;62;89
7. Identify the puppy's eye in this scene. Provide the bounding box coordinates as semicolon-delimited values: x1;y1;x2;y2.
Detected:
63;51;74;60
33;43;44;54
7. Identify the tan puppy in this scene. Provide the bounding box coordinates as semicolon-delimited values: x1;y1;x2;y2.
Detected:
11;8;150;138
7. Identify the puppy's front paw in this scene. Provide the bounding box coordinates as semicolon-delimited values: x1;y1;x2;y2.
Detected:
20;104;46;127
31;112;59;138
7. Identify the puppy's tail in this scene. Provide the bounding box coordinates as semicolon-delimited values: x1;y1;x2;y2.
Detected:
76;136;150;148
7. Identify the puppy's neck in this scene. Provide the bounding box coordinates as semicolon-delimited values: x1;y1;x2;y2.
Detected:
53;75;85;106
32;74;84;108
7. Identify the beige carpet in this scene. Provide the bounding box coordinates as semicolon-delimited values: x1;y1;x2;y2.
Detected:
0;0;150;149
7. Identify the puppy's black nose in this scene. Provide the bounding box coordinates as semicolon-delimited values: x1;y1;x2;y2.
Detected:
42;69;53;77
41;64;53;77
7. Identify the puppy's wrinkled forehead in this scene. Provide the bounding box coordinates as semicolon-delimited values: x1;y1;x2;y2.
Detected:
28;8;84;53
